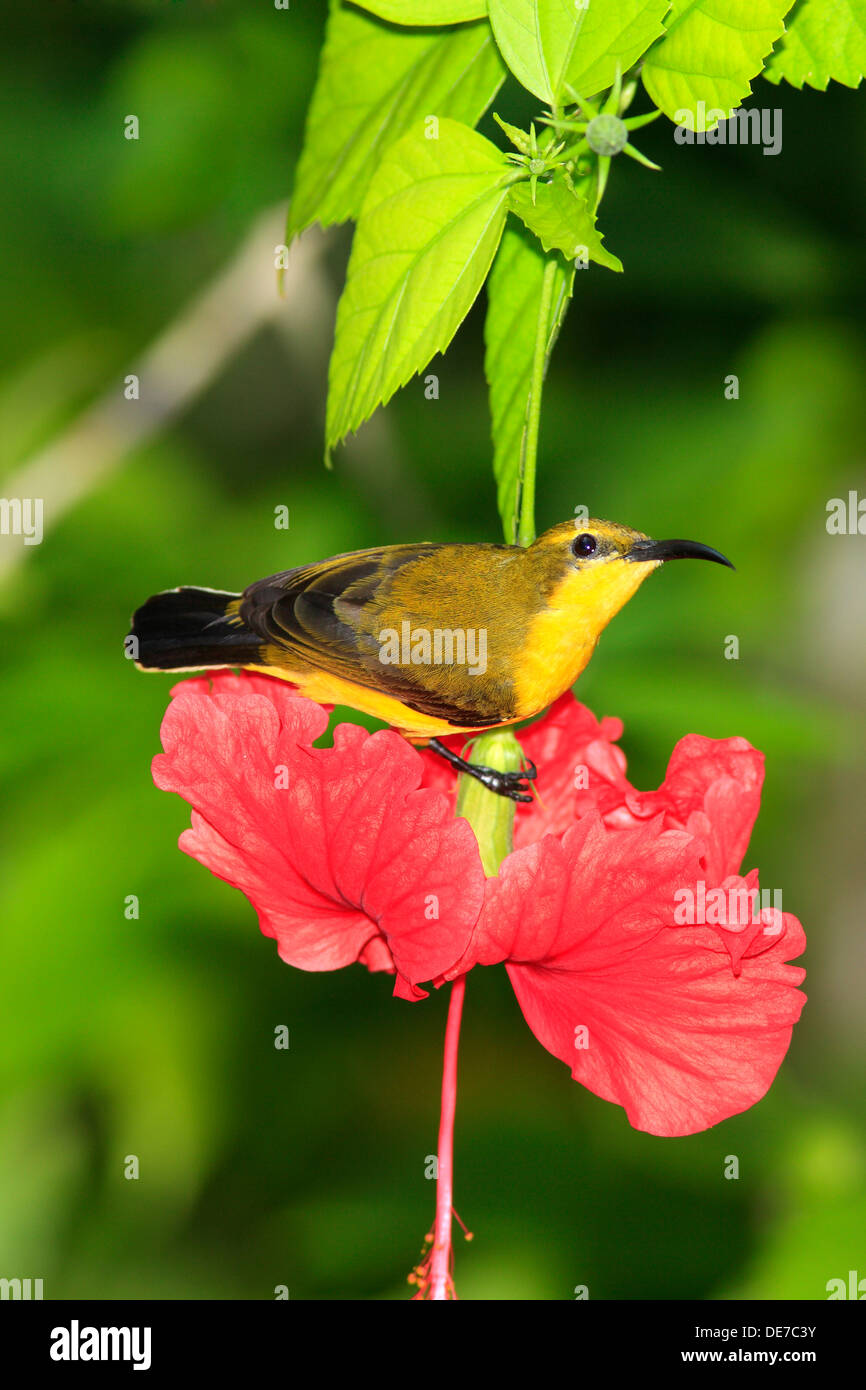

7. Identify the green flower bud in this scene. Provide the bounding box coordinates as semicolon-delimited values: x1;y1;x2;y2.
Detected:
586;113;628;157
456;730;524;876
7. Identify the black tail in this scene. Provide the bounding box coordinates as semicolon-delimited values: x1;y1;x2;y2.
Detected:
129;586;261;671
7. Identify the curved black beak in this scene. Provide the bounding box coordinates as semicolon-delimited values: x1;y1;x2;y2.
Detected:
627;537;735;569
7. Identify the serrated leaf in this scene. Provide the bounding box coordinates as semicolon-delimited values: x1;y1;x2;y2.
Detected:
765;0;866;90
643;0;794;131
485;223;574;541
562;0;671;100
508;179;623;271
289;3;505;236
326;119;509;457
488;0;669;105
352;0;488;23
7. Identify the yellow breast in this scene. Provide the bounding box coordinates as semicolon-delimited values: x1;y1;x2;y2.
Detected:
513;556;660;716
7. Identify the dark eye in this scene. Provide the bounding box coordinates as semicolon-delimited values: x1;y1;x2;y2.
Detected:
572;532;598;559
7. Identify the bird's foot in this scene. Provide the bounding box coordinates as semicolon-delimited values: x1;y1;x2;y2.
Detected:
465;758;537;803
428;738;537;802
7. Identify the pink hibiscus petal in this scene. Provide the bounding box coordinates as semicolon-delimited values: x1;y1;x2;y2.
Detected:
459;815;806;1136
153;672;485;993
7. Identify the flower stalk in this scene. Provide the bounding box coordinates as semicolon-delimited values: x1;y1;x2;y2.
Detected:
423;730;524;1298
428;972;466;1300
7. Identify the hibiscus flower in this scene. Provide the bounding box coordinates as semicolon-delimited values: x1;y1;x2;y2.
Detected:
151;671;806;1137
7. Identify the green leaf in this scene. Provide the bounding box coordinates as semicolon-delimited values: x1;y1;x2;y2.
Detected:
485;224;574;542
492;111;532;151
764;0;866;89
352;0;489;23
642;0;794;131
563;0;672;99
488;0;669;105
508;178;622;270
326;119;509;457
289;4;505;236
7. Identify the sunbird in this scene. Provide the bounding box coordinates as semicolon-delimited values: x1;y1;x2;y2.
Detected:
129;518;732;800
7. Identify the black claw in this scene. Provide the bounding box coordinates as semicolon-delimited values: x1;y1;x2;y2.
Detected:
461;764;535;800
476;777;532;802
474;768;534;802
428;738;537;803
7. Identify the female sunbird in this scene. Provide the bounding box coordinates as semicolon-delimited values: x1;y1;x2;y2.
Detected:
129;518;732;800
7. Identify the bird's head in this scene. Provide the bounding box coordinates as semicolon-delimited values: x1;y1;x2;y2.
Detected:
529;517;734;634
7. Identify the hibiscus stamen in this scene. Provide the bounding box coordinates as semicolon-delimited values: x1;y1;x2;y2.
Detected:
452;1206;474;1241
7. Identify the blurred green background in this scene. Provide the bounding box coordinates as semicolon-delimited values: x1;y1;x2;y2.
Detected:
1;1;864;1301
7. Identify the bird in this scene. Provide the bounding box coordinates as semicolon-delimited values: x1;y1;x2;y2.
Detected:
129;517;733;801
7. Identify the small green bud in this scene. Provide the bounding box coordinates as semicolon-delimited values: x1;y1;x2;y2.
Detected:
456;730;525;876
586;113;628;157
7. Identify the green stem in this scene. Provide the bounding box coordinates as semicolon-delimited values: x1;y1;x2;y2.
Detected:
456;729;525;875
422;730;523;1299
517;255;558;549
